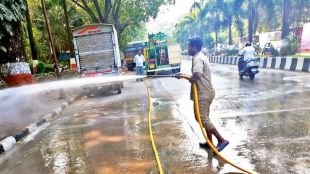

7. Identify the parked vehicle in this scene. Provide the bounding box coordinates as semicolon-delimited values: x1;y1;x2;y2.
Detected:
301;22;310;53
238;56;259;80
124;41;148;71
145;33;182;75
72;24;122;96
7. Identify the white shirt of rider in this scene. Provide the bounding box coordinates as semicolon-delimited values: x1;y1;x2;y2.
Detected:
134;54;144;67
240;46;257;61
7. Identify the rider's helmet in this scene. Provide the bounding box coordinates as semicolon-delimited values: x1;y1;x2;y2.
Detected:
245;41;252;47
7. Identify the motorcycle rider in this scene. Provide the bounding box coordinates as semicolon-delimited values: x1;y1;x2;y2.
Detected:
239;42;257;72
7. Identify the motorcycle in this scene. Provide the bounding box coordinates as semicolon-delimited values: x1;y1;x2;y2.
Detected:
238;56;259;80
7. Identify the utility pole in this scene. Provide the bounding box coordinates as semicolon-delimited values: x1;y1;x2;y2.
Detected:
62;0;74;58
40;0;60;78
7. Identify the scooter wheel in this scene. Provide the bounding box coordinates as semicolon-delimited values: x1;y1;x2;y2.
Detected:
250;74;255;80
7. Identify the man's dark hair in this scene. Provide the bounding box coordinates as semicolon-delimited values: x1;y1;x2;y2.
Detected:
245;41;252;47
188;37;203;51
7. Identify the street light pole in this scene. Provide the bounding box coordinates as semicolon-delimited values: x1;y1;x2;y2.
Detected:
40;0;60;78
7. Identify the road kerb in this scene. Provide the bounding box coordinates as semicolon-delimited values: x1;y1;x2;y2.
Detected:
0;136;16;151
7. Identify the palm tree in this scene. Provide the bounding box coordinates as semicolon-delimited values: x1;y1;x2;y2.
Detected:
199;0;224;47
216;0;245;45
0;0;27;64
247;0;277;42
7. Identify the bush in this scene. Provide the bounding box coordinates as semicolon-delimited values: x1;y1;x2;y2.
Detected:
282;34;299;56
203;34;215;50
221;45;239;56
44;63;55;73
254;44;262;55
37;62;45;73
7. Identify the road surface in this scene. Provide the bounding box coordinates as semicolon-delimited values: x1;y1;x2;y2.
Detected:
0;60;309;174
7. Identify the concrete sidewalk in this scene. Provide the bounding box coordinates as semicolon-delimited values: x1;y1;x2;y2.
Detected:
0;89;82;140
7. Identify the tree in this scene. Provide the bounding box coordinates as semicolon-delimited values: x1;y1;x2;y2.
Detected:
247;0;254;42
25;0;84;61
215;0;245;45
247;0;278;42
0;0;27;64
62;0;75;58
70;0;175;34
25;0;39;61
281;0;290;39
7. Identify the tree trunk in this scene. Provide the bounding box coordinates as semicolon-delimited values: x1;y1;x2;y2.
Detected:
0;21;27;64
228;19;233;45
281;0;290;39
103;0;112;23
247;0;254;42
25;0;38;61
215;31;218;47
63;0;74;58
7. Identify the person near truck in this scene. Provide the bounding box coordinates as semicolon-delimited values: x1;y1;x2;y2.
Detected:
176;37;229;152
134;50;145;82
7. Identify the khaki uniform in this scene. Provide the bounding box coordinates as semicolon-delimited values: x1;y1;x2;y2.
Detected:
191;52;215;131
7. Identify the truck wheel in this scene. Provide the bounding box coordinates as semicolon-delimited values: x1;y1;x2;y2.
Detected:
176;68;181;73
117;87;122;94
127;64;133;71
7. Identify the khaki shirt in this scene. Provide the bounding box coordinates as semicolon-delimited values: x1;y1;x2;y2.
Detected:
190;52;215;101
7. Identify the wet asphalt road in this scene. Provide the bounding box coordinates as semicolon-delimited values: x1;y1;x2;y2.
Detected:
0;60;310;174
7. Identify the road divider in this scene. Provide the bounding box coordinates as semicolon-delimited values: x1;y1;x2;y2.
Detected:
209;56;310;72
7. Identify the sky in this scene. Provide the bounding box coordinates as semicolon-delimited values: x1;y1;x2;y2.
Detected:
146;0;193;35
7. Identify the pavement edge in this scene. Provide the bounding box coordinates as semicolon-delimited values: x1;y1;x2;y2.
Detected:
0;94;83;154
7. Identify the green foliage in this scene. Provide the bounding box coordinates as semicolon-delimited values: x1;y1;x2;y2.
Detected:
0;0;26;35
37;62;46;73
35;61;55;74
222;46;239;56
203;34;215;50
23;0;85;61
253;44;262;54
282;34;299;56
174;0;310;53
119;23;146;50
0;0;26;55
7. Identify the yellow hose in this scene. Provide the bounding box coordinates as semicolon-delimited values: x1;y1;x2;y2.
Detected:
191;77;254;174
144;80;164;174
144;72;253;173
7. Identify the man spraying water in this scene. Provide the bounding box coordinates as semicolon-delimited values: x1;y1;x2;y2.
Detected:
176;37;229;152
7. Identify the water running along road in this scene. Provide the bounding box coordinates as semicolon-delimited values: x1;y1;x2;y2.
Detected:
0;60;309;173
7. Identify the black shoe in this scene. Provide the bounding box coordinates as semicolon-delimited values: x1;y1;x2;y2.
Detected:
199;142;211;149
